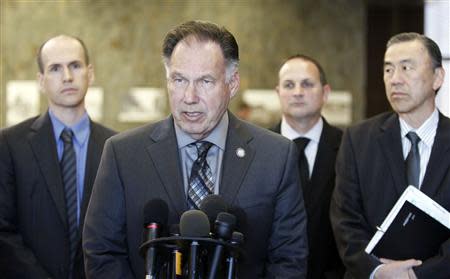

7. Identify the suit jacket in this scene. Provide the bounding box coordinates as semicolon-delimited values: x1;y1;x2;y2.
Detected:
330;111;450;279
272;118;344;279
83;113;308;279
0;112;115;279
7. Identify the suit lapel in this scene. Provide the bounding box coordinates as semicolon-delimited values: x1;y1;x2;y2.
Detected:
147;118;186;215
270;122;281;134
309;120;340;204
79;121;103;228
220;114;255;204
28;113;68;229
421;113;450;197
378;113;408;196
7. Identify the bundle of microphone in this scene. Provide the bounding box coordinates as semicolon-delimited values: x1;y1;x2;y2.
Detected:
139;195;245;279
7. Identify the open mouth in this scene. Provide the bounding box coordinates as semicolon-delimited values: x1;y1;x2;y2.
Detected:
183;111;203;120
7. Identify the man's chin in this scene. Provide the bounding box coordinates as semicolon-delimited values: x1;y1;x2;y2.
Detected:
178;123;209;139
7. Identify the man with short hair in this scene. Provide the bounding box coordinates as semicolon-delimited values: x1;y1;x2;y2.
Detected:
83;20;308;279
272;54;344;279
330;32;449;279
0;35;116;278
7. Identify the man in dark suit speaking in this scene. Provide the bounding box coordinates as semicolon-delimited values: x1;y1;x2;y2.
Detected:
331;33;449;279
272;55;344;279
83;20;308;279
0;35;115;278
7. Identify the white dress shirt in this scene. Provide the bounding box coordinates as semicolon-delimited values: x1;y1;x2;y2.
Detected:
280;117;323;177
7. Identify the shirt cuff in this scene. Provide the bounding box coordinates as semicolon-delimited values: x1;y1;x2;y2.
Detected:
369;264;385;279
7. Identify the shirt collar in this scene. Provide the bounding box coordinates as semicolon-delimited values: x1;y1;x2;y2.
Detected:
399;108;439;147
49;110;90;146
281;116;323;143
175;112;229;150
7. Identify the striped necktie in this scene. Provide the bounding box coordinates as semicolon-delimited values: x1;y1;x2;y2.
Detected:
60;128;78;277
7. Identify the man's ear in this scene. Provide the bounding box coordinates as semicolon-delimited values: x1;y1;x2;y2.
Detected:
228;71;240;99
37;72;45;94
87;64;95;86
322;84;331;103
432;67;445;92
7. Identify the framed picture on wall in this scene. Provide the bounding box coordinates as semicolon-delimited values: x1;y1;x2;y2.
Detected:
85;86;104;122
322;91;352;126
241;89;281;127
6;80;40;127
118;87;167;123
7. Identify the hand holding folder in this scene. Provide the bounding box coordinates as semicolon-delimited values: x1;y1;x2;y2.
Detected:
365;186;450;261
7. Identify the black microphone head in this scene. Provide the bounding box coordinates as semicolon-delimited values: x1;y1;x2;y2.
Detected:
231;231;244;246
228;206;247;234
169;224;180;236
179;209;210;237
143;198;169;227
199;194;228;226
214;212;236;240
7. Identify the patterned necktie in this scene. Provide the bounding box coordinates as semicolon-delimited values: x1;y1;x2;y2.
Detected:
406;132;421;187
60;128;78;277
187;141;214;209
294;137;310;188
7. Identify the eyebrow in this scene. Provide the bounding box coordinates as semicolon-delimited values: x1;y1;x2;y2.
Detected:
282;78;314;82
197;74;215;81
47;60;81;69
169;71;184;78
384;59;414;66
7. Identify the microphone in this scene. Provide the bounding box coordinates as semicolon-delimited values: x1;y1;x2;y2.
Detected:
199;194;228;231
228;206;247;235
142;199;169;279
180;210;210;279
226;231;244;279
169;224;182;279
207;212;236;279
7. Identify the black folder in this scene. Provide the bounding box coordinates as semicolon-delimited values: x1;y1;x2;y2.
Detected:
366;186;450;261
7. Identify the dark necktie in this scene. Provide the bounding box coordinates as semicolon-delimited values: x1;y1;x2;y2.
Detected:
405;132;421;187
294;137;310;188
187;141;214;209
60;128;78;277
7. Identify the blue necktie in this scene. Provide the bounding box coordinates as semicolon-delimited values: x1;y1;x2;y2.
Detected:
406;132;421;187
187;141;214;209
60;128;78;277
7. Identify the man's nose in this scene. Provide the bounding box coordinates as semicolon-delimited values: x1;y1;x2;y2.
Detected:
63;66;73;82
184;83;199;103
390;68;404;85
293;84;304;96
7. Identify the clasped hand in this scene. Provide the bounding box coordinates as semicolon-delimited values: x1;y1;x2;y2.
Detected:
374;258;421;279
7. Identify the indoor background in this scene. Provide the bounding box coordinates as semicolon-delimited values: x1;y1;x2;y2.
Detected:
0;0;447;131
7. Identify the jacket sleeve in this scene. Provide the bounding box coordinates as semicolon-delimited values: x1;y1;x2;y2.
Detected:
0;130;51;278
330;129;380;279
266;141;308;279
83;138;135;279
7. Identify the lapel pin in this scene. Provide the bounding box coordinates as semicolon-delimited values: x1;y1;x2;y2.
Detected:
236;147;246;158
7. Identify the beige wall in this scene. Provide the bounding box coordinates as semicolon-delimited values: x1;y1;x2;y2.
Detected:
0;0;365;131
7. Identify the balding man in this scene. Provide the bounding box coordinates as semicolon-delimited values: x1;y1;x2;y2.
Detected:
272;54;344;279
0;35;115;278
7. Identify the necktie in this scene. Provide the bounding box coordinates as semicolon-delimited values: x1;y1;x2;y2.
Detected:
405;132;421;187
187;141;214;209
60;128;78;277
294;137;310;188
